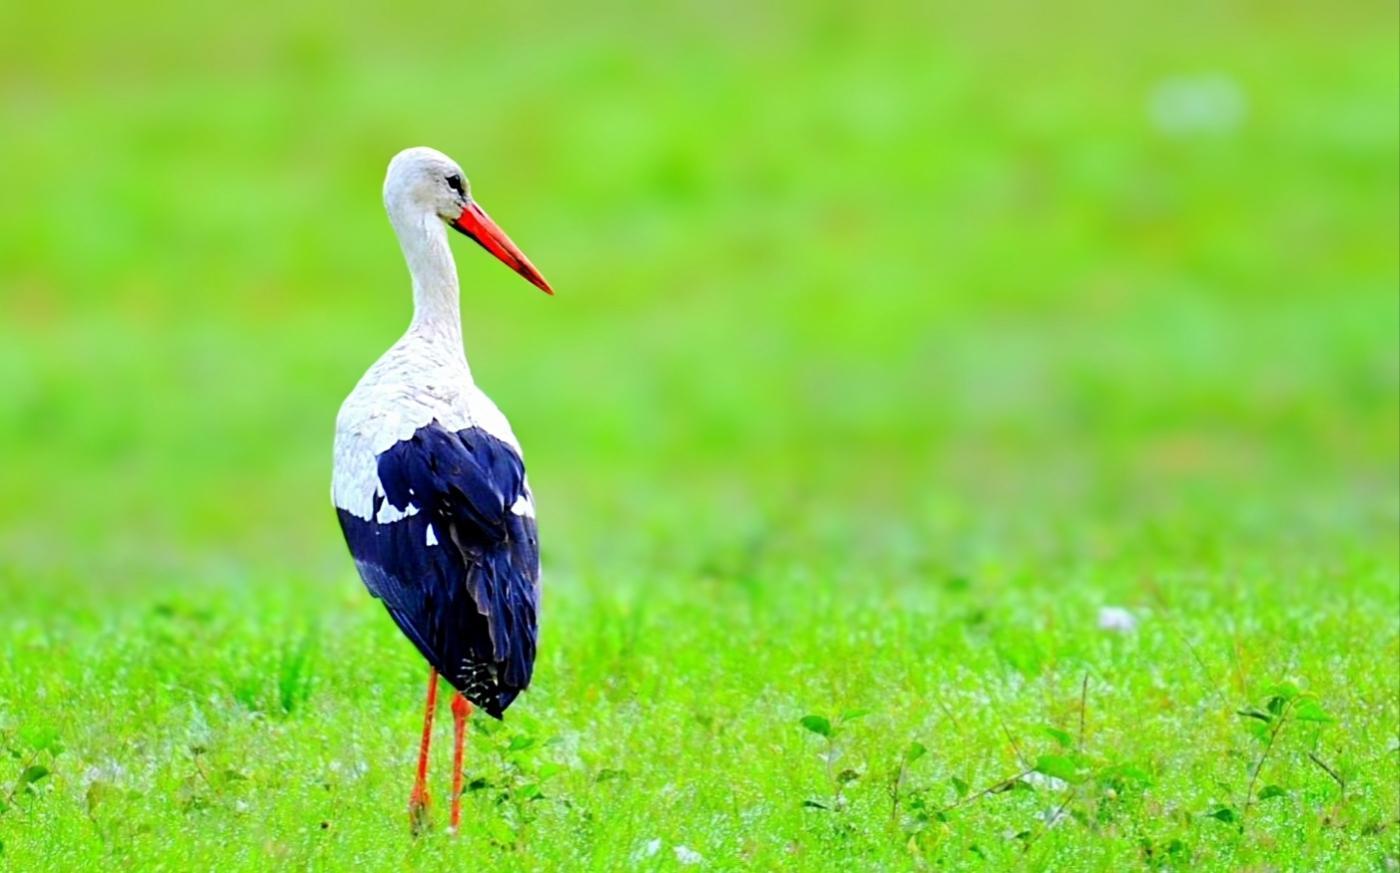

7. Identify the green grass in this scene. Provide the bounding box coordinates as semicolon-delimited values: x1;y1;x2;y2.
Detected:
1;0;1397;869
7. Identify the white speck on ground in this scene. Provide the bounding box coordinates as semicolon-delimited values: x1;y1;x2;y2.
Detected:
1024;772;1069;792
675;845;704;865
1148;73;1247;136
1098;606;1138;633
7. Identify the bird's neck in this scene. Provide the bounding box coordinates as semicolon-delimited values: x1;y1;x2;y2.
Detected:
394;212;466;355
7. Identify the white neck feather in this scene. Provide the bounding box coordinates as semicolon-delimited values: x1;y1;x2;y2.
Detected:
391;209;465;354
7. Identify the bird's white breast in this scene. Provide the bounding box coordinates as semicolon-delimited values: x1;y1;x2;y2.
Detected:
332;335;526;521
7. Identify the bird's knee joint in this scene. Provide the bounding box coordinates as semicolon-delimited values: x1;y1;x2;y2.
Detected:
451;693;472;719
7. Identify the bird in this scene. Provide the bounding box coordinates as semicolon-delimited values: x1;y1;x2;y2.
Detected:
331;146;551;832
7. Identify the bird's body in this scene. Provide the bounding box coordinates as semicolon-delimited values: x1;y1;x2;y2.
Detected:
332;328;538;716
331;146;553;829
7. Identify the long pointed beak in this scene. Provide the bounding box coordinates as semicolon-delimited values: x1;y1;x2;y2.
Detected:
451;201;554;295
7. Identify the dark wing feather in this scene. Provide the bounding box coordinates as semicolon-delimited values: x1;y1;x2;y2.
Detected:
338;422;540;717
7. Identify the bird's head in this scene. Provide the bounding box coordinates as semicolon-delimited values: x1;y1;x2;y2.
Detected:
383;146;553;295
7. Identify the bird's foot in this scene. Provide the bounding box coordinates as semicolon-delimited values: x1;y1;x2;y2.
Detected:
408;786;431;836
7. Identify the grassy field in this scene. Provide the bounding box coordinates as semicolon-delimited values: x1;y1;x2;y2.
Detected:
1;0;1397;869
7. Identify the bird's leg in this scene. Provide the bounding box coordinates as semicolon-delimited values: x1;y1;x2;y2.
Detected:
449;692;472;832
409;667;439;834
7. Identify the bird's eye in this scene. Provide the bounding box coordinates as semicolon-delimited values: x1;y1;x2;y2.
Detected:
446;174;465;196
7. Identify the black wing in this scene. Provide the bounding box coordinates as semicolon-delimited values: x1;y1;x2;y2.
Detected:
337;421;540;717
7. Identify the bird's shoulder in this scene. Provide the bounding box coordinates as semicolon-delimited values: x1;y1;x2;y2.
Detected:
336;338;471;439
335;374;520;456
332;341;527;519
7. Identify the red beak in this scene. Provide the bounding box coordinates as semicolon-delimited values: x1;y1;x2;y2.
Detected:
451;201;554;295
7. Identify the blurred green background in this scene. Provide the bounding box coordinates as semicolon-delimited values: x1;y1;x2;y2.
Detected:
0;0;1395;868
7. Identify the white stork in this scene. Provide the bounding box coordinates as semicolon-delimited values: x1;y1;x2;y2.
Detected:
331;147;552;831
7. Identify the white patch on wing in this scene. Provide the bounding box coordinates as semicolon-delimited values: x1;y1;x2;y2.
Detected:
376;497;418;523
510;494;534;517
425;524;439;546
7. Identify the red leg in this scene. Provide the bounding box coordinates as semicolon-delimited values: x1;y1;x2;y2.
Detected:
450;692;472;832
409;668;439;833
